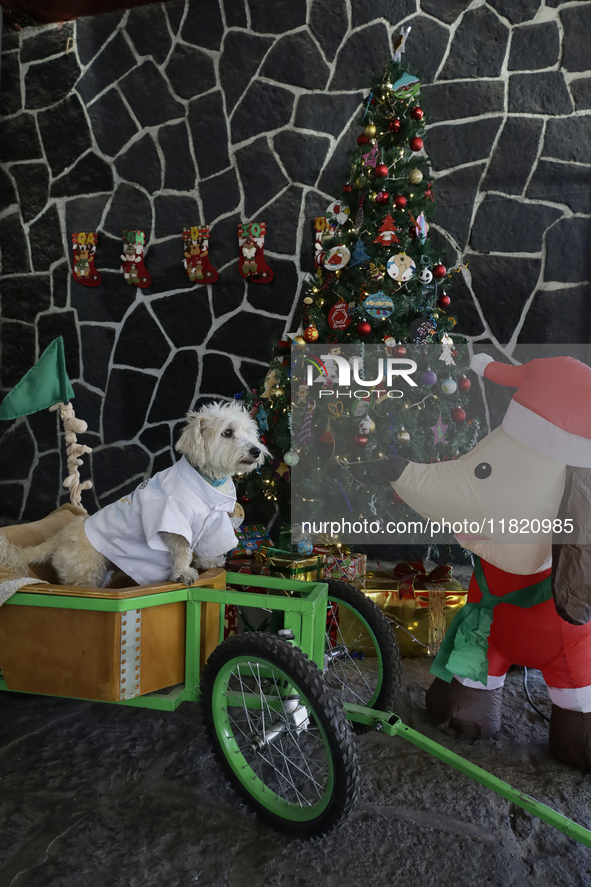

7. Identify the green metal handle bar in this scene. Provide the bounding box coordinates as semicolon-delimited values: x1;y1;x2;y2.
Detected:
344;703;591;849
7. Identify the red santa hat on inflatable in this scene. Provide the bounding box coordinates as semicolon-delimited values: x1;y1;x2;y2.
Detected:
471;353;591;467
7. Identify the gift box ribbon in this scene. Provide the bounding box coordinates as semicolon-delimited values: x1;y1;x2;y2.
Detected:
383;561;453;599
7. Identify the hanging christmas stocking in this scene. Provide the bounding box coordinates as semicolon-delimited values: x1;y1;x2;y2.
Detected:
238;222;273;283
182;226;219;283
71;232;101;287
121;230;151;288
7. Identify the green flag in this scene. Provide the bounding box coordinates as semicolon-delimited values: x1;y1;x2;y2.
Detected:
0;337;75;420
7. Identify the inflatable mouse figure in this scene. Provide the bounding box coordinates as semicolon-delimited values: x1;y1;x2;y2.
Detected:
387;353;591;769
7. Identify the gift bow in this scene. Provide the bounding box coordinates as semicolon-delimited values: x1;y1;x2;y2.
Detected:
388;561;453;598
317;543;352;558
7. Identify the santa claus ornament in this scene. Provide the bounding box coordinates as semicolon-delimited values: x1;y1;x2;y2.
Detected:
71;232;101;287
238;222;273;283
121;230;151;288
182;226;218;284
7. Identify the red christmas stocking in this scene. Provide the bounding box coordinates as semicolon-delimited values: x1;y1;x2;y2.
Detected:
121;230;151;288
182;226;218;283
238;222;273;283
71;232;101;287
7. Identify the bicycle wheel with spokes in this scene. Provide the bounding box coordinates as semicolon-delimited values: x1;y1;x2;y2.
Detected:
201;632;360;838
324;580;402;720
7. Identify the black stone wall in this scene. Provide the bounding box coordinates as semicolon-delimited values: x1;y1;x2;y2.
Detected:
0;0;590;521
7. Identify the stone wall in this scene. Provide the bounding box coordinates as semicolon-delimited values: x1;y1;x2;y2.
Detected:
0;0;589;521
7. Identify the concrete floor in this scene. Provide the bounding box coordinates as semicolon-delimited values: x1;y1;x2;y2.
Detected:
1;657;591;887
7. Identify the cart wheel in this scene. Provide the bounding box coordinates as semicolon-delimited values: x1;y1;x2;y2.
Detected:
325;580;401;725
201;632;360;838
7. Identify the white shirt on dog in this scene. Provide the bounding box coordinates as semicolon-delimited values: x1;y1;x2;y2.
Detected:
84;456;237;585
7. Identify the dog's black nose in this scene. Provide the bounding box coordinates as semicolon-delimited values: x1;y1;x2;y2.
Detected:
249;446;261;458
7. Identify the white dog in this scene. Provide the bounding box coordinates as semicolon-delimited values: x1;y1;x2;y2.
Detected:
0;401;269;588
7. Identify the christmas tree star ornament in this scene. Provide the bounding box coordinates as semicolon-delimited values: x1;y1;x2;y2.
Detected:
182;226;218;283
362;143;379;168
71;232;101;287
121;230;151;288
238;222;273;283
430;414;449;446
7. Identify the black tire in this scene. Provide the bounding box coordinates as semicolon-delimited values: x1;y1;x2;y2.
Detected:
201;632;361;838
325;580;402;727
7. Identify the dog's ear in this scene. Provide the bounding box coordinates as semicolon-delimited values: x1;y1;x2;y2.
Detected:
175;412;206;466
552;466;591;625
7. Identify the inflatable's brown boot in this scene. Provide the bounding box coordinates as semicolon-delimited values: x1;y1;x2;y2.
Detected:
426;676;503;739
549;706;591;770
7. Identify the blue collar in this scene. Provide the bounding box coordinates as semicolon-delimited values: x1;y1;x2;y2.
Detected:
193;465;229;488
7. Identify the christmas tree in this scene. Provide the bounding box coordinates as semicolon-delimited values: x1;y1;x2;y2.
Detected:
240;53;479;544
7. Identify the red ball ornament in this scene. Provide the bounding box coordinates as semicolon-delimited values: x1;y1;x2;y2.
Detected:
393;194;407;209
433;264;447;279
389;117;402;133
393;345;407;356
451;407;466;423
343;183;353;194
278;337;291;351
304;324;319;342
357;133;369;147
357;321;372;337
437;294;451;309
409;136;424;152
410;106;424;121
458;376;471;392
353;434;369;448
240;494;251;503
375;163;389;178
376;191;389;205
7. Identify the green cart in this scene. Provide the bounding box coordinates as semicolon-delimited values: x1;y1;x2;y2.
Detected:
1;568;590;846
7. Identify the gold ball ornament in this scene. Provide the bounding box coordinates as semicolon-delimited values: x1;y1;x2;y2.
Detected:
397;428;411;442
365;124;377;139
293;335;306;349
304;324;319;343
355;177;366;190
408;168;424;184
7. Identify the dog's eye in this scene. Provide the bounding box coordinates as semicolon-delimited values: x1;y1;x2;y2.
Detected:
474;462;492;479
222;428;233;438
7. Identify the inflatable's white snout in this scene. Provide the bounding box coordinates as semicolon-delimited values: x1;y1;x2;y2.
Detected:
391;425;566;575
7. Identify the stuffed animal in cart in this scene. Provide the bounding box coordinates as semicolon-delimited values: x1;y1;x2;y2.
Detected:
386;354;591;770
0;401;268;589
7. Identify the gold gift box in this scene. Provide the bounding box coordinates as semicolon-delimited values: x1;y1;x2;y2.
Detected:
354;572;468;657
261;548;325;583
